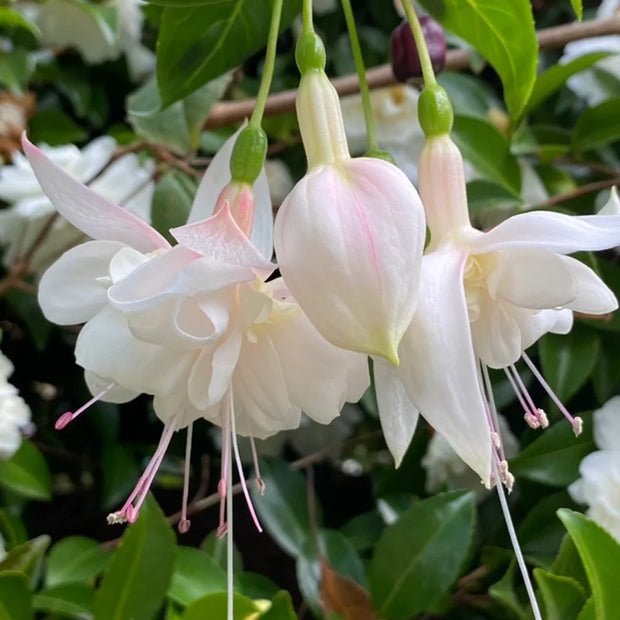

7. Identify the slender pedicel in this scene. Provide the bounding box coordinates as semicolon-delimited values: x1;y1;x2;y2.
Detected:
55;383;115;429
178;423;194;534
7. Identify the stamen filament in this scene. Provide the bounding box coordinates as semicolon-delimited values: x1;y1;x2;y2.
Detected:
226;433;234;620
522;353;583;435
228;390;263;533
55;383;115;430
492;459;543;620
218;409;232;537
249;433;265;495
179;423;193;534
480;364;506;462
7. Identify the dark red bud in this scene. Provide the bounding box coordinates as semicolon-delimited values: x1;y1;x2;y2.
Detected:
390;16;446;82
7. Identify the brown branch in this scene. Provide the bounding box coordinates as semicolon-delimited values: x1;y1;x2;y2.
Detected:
205;16;620;129
537;176;620;209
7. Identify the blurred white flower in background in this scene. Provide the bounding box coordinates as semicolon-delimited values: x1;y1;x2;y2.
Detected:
0;137;154;277
264;160;294;207
422;414;519;496
0;350;32;460
560;0;620;105
341;85;424;182
569;396;620;543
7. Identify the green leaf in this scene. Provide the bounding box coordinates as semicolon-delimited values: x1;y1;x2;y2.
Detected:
296;529;366;615
181;592;259;620
235;573;280;601
4;288;52;352
167;547;226;606
93;495;176;620
466;179;522;216
369;490;476;619
156;0;301;106
151;170;196;243
0;48;34;95
0;536;50;584
201;530;243;572
28;109;88;146
0;9;41;48
0;440;52;501
578;598;596;620
539;323;600;402
46;536;110;588
438;72;501;119
0;571;33;620
0;509;28;549
33;583;95;619
419;0;537;118
260;591;297;620
488;561;527;620
569;0;583;20
558;509;620;620
592;333;620;403
510;416;594;486
522;53;609;117
253;458;321;557
573;96;620;153
552;535;588;592
100;444;140;511
534;569;586;620
452;115;521;194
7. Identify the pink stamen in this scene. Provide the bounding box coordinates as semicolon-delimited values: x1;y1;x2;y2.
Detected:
480;365;506;462
503;368;539;427
521;353;581;434
55;383;114;430
228;391;263;533
218;412;232;536
178;423;193;535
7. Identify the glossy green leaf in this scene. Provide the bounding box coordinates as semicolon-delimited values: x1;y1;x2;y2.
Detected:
569;0;583;20
93;495;176;620
0;509;28;549
0;9;40;48
558;509;620;620
539;323;600;402
296;529;366;616
438;72;501;119
28;109;88;146
253;458;321;557
510;416;594;486
151;170;196;243
534;569;586;620
419;0;537;118
156;0;301;106
0;536;50;584
488;561;527;620
523;53;609;117
0;48;34;95
235;573;279;601
167;547;226;606
33;582;94;619
578;598;596;620
201;530;243;572
45;536;110;588
260;591;297;620
0;571;33;620
452;115;521;194
127;74;229;153
0;440;51;501
181;592;259;620
369;490;476;619
552;535;588;592
592;333;620;403
573;96;620;153
466;179;521;216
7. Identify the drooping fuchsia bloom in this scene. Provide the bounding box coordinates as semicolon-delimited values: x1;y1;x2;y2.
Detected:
274;32;426;364
378;87;620;487
25;132;369;532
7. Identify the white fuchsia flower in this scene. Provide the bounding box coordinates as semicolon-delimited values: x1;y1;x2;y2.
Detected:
0;137;154;276
274;35;425;364
26;132;368;532
0;350;32;460
377;120;620;487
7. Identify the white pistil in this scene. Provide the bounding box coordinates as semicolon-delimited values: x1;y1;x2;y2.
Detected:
226;432;234;620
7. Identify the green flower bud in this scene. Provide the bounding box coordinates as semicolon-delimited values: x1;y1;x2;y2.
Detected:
229;126;268;184
418;84;453;137
295;31;326;74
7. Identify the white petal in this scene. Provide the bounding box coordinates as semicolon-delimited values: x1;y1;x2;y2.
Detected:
71;136;116;182
373;359;419;468
517;308;574;352
469;211;620;255
560;256;618;314
22;136;169;252
487;248;577;309
594;396;620;451
84;370;139;404
108;246;149;283
397;248;493;485
38;240;125;325
274;157;425;363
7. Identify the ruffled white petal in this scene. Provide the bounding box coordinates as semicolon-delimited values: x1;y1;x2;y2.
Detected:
38;240;125;325
397;247;493;485
274;157;425;362
468;211;620;255
373;359;419;468
22;136;169;252
560;256;618;314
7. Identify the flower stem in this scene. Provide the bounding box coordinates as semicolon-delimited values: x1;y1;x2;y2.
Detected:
493;460;543;620
340;0;379;151
400;0;438;87
303;0;314;33
250;0;284;129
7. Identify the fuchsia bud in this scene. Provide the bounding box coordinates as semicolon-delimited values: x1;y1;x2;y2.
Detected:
390;16;446;82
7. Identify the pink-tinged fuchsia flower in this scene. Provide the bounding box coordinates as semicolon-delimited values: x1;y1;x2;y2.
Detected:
274;32;426;364
25;130;368;533
380;86;620;488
